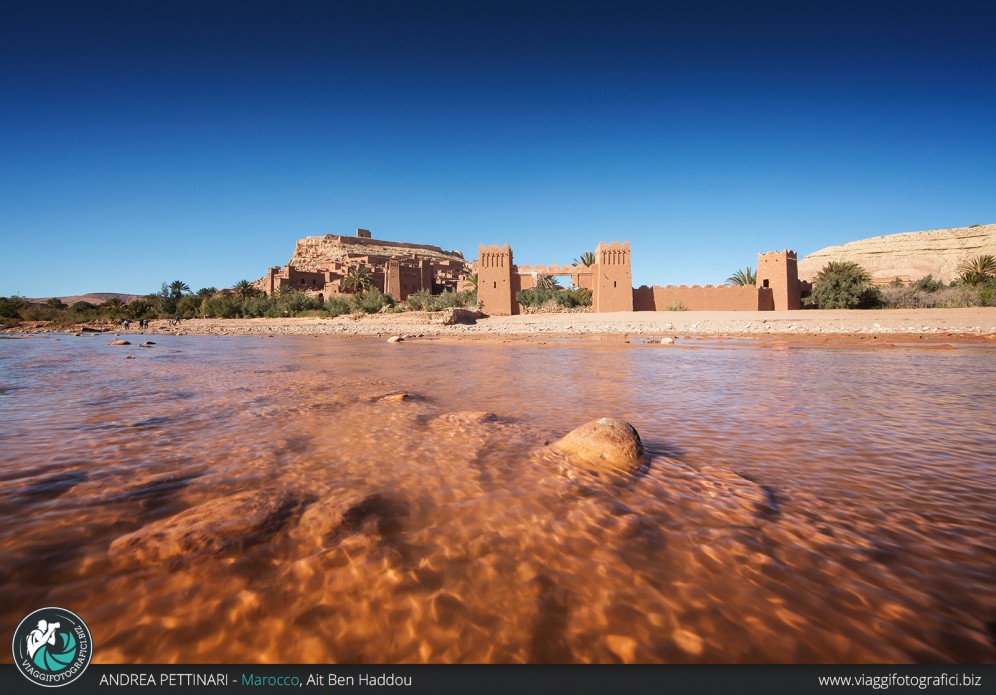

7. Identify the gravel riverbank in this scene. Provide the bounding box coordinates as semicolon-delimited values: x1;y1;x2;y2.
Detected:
7;307;995;345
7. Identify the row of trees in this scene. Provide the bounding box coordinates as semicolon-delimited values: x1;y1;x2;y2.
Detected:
809;255;996;309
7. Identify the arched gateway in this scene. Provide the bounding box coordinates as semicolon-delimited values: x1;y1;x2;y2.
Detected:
477;241;633;315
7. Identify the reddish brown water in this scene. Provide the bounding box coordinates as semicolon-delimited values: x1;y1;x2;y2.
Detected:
1;334;994;663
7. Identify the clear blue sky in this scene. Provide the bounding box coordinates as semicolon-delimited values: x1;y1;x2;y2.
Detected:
2;0;994;297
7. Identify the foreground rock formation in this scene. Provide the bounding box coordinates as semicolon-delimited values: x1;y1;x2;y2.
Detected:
798;223;996;283
544;418;647;477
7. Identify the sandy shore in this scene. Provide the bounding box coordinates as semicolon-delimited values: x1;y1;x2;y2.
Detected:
10;307;996;346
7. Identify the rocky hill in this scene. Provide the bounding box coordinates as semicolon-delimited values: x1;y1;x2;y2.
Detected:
798;223;996;283
287;233;466;270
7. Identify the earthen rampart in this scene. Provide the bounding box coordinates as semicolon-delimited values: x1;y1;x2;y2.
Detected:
633;284;774;311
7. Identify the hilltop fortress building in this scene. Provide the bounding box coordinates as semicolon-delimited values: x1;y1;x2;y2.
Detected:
259;228;471;301
259;227;801;313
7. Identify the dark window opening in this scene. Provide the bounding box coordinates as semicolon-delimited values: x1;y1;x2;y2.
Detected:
493;281;497;289
762;279;769;288
613;281;617;288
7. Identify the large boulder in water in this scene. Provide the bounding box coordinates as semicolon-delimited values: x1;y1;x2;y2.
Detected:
546;418;646;476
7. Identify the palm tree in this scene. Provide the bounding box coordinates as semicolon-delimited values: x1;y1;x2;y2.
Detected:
726;266;756;286
820;261;872;283
168;280;191;299
102;297;125;318
536;275;561;289
196;287;217;299
341;266;373;294
232;279;258;299
573;251;596;267
957;255;996;285
466;273;478;289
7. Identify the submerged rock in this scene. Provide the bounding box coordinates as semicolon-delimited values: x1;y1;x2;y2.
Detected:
379;392;411;403
434;411;498;425
107;340;131;346
660;337;675;345
109;491;308;564
545;418;646;477
387;335;404;343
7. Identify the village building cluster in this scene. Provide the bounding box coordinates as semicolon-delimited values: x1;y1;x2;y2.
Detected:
259;227;802;314
260;228;471;301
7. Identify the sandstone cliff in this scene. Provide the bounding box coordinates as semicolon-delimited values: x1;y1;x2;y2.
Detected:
797;224;996;283
287;234;466;270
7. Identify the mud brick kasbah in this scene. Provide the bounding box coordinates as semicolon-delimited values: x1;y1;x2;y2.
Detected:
473;242;800;314
260;228;801;314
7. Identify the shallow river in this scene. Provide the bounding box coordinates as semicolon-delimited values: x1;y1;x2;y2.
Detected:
1;333;994;663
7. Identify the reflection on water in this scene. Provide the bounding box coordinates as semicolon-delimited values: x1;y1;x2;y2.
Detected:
1;334;994;663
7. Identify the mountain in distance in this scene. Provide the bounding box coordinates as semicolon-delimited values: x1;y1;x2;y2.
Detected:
26;292;142;305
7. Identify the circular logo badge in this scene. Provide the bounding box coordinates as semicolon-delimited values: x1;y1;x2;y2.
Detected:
12;607;92;687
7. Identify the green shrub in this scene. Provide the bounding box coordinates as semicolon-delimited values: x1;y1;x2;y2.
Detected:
405;289;433;311
125;298;155;320
323;297;352;317
70;301;97;313
977;278;996;307
201;295;240;318
349;288;394;314
241;296;274;317
175;294;202;318
810;261;881;309
278;291;321;314
912;275;945;293
0;296;29;319
21;305;61;321
405;288;477;311
516;287;559;307
516;287;592;311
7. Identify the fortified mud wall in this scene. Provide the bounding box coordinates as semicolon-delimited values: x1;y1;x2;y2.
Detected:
633;284;773;311
476;241;799;314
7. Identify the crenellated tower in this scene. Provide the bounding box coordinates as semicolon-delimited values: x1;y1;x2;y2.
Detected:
756;250;801;310
592;241;633;312
477;244;518;315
